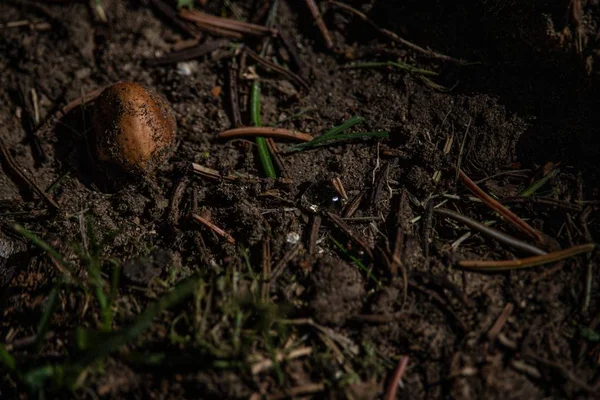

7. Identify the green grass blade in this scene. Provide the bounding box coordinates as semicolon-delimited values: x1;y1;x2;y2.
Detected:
74;276;200;367
34;286;60;351
519;167;560;197
256;137;276;178
251;81;276;178
23;365;63;391
14;225;74;273
0;344;16;371
250;81;262;127
292;131;389;151
329;236;379;285
320;116;364;139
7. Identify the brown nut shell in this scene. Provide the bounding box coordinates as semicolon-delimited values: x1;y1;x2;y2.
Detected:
92;82;177;175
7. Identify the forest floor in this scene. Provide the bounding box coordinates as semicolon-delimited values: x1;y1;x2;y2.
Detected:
1;0;599;398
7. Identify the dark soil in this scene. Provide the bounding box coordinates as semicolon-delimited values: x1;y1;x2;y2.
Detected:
1;0;599;399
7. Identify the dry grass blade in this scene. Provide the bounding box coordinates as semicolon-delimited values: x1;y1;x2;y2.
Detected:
305;0;334;49
250;346;312;374
245;48;310;90
191;213;236;244
217;127;313;142
327;211;373;259
180;9;276;37
458;170;548;247
434;207;546;256
147;0;199;37
0;138;59;210
458;243;595;271
146;39;230;66
384;356;409;400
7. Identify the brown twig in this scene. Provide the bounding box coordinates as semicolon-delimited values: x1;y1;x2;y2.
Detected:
269;242;302;282
342;190;364;218
384;356;409;400
305;0;334;49
487;303;514;341
147;0;199;37
35;85;108;139
458;170;548;247
327;211;373;259
145;39;230;66
0;138;59;210
458;243;595;271
227;57;243;128
261;234;271;301
191;213;236;244
180;9;276;37
265;138;288;178
392;191;408;307
331;177;348;201
308;215;322;255
327;0;465;64
250;346;312;374
167;175;189;228
434;207;546;256
217;127;313;142
244;48;310;90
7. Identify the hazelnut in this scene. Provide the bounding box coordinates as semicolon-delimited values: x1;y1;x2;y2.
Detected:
92;82;177;175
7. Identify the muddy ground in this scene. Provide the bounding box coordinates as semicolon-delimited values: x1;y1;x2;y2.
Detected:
1;0;599;398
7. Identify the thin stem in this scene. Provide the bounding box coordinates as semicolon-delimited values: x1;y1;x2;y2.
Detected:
458;170;545;246
434;208;546;256
251;81;277;178
458;243;595;271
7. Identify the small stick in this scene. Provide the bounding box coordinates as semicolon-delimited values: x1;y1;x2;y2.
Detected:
245;48;310;90
487;303;513;341
261;235;271;301
0;138;59;210
147;0;199;37
458;243;595;271
422;199;434;260
331;177;348;201
434;207;547;256
191;213;236;244
328;0;464;64
305;0;334;49
342;190;364;218
217;127;313;142
327;211;373;259
265;138;288;178
308;215;322;254
35;85;108;139
458;170;547;247
392;191;408;307
270;242;302;282
180;9;276;37
167;175;189;228
227;57;243;128
145;39;230;66
191;162;259;182
250;346;312;374
384;356;409;400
